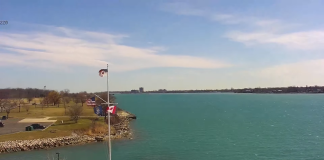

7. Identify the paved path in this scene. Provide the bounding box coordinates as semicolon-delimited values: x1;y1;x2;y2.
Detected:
18;117;56;123
0;118;54;135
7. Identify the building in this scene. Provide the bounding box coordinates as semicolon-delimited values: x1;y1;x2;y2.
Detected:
158;89;167;93
139;87;144;93
130;90;139;93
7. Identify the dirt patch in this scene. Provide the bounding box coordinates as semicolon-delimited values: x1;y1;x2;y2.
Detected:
18;117;57;123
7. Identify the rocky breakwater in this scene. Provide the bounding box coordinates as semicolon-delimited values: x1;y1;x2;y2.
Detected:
110;109;136;140
0;135;97;154
0;109;137;154
111;117;133;139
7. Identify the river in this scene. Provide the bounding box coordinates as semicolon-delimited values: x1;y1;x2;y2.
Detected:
1;93;324;160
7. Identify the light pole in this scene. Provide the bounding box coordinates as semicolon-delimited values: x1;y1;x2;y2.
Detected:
56;152;60;160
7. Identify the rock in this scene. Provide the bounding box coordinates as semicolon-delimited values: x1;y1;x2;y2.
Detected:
95;136;104;141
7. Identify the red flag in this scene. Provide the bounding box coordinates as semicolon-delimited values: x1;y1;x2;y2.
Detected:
106;106;116;114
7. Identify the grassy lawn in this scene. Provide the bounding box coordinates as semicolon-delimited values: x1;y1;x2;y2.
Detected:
0;102;97;118
0;101;106;142
0;130;72;142
0;118;108;142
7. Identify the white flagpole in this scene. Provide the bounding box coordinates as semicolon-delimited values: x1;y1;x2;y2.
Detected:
107;63;111;160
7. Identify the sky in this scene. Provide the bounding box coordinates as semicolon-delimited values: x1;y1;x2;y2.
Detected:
1;0;324;92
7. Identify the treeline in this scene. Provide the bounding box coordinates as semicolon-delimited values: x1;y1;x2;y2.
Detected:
118;85;324;94
0;88;51;99
232;86;324;93
0;88;115;104
144;89;218;93
0;88;116;119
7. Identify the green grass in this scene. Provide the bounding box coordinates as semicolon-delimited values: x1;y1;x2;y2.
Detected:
0;102;102;142
0;130;72;142
0;118;101;142
51;118;94;130
0;102;97;118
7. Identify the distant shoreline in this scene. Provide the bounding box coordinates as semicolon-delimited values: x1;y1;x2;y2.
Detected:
111;85;324;94
114;92;324;94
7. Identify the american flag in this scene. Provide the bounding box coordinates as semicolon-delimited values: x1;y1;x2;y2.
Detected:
86;97;96;106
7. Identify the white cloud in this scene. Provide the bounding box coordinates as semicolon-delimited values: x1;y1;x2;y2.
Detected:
0;25;231;72
226;30;324;50
162;2;282;27
243;59;324;86
162;2;324;51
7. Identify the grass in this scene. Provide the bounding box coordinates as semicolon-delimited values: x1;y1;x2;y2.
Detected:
0;102;97;118
0;130;72;142
0;101;105;142
0;117;112;142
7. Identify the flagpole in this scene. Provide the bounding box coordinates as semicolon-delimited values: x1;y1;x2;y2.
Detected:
107;63;111;160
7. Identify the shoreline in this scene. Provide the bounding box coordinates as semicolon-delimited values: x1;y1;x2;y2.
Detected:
116;92;324;94
0;111;136;154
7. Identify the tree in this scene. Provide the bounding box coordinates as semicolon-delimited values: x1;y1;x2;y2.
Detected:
63;97;71;115
72;93;80;104
68;105;83;123
78;92;87;106
0;89;10;112
27;97;33;104
41;97;50;109
14;99;25;113
95;92;116;105
60;89;70;115
3;100;17;118
47;91;61;107
26;88;34;103
0;99;5;113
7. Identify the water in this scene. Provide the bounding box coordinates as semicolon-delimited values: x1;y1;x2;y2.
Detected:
2;93;324;160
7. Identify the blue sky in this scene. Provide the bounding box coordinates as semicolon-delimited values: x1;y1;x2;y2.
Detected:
1;0;324;92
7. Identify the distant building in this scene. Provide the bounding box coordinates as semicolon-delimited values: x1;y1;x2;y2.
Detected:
158;89;167;93
139;87;144;93
130;90;139;93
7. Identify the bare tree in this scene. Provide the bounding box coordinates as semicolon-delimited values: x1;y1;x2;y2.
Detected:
0;89;10;113
60;89;70;115
14;99;25;112
3;100;17;118
78;92;87;106
68;105;83;123
33;98;37;108
0;99;5;113
63;97;71;115
72;93;79;104
41;97;50;109
27;97;33;104
26;88;34;104
40;98;44;110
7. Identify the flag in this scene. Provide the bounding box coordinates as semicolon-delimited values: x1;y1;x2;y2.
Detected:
86;97;96;106
106;106;116;114
99;69;108;77
94;106;103;116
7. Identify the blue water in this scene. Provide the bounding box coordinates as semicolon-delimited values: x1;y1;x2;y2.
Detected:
2;93;324;160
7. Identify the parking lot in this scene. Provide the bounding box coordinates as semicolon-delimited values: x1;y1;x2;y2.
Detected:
0;118;55;135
